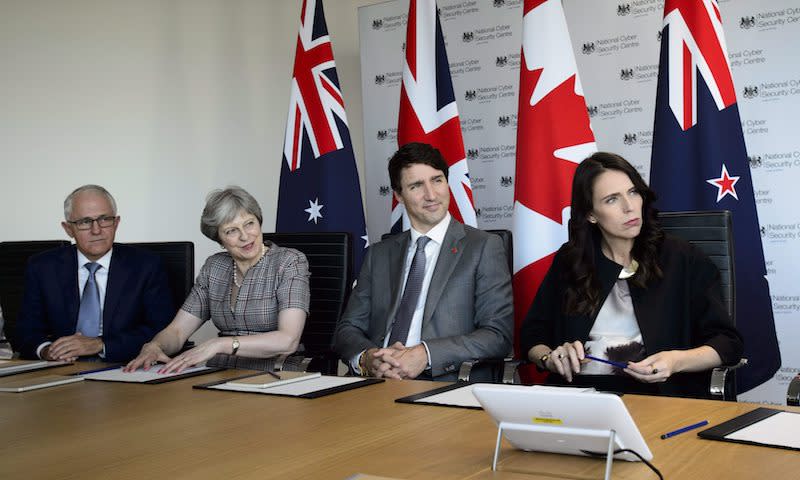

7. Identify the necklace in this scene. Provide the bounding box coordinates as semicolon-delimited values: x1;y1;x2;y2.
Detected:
233;243;267;287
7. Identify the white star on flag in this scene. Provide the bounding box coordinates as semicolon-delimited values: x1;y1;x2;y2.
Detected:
705;164;740;202
304;198;324;224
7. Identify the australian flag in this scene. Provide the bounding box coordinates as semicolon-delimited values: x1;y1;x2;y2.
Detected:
650;0;780;393
277;0;368;277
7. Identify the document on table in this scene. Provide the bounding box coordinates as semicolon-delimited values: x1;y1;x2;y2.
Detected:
725;411;800;449
196;374;383;399
0;374;84;393
396;383;595;410
699;407;800;450
0;360;69;377
82;365;218;384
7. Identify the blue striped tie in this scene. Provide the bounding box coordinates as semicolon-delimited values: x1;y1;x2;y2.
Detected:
76;262;102;337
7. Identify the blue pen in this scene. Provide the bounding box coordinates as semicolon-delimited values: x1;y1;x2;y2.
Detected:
73;365;120;376
585;354;628;369
660;420;709;439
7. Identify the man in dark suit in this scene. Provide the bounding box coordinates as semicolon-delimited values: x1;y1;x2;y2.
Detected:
334;143;513;381
16;185;174;362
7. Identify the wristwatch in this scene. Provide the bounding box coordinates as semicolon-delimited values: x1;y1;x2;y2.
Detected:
231;337;240;356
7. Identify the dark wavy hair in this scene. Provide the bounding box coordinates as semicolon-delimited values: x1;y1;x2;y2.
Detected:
388;142;449;192
562;152;664;315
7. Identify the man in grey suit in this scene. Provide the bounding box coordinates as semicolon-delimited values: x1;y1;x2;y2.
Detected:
334;142;513;381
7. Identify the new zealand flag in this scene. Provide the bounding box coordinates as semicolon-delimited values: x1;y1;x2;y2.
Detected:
650;0;780;393
277;0;368;277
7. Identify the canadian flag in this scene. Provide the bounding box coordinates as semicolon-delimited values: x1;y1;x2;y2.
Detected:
512;0;596;376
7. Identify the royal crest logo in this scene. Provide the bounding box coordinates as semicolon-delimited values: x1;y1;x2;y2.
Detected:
748;155;762;168
475;207;482;218
742;86;759;98
498;115;511;127
623;133;637;145
656;30;663;42
466;148;479;160
740;16;756;29
401;42;406;52
620;68;635;80
378;185;391;197
582;42;596;55
372;19;383;30
617;4;631;16
587;105;599;118
376;130;388;141
374;74;385;85
462;31;474;43
500;176;513;187
493;0;505;7
760;226;766;237
464;90;477;101
496;56;508;67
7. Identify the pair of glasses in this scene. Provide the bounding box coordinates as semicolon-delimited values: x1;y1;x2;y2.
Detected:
67;215;117;231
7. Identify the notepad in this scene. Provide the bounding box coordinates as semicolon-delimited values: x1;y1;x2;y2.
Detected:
0;360;69;377
396;383;596;410
0;374;84;392
698;407;800;450
196;374;383;398
82;365;219;384
227;371;322;388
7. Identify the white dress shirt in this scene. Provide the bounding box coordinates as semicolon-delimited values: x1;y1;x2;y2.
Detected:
36;248;113;358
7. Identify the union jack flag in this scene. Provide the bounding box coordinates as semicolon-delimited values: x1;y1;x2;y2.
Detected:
393;0;476;231
277;0;368;277
650;0;779;393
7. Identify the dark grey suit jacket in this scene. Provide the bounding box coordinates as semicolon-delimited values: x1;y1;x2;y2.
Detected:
333;220;513;381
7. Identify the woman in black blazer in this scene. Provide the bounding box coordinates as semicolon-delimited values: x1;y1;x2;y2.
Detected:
520;152;742;397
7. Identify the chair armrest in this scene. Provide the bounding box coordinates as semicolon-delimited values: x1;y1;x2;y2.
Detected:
458;358;518;383
709;358;747;401
787;375;800;407
276;354;313;373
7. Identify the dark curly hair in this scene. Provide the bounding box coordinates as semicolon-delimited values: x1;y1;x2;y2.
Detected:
562;152;664;315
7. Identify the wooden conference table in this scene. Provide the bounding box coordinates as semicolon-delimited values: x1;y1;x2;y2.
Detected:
1;363;797;480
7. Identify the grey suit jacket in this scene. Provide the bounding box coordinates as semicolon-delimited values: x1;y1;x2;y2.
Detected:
333;220;513;381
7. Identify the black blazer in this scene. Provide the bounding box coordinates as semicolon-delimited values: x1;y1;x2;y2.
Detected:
520;234;743;397
16;244;174;362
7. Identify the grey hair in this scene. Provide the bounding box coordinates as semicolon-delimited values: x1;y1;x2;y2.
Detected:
63;185;118;220
200;186;263;243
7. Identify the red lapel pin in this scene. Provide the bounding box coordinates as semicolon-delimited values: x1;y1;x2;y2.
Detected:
451;247;458;254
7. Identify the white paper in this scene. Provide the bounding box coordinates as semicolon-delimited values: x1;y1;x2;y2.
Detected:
726;411;800;449
416;384;482;408
82;365;212;383
0;360;66;376
211;375;365;396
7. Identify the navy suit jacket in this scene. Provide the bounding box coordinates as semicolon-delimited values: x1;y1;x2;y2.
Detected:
16;243;174;362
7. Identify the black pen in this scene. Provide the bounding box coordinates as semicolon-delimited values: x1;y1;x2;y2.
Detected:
267;371;281;379
660;420;709;439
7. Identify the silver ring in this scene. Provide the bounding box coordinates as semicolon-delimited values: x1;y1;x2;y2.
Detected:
652;367;659;374
557;353;564;360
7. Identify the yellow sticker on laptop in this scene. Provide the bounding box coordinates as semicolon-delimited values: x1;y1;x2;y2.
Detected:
533;417;564;425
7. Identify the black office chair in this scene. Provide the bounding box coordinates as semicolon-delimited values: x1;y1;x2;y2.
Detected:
0;240;71;351
263;232;351;375
128;242;194;315
129;242;195;352
658;210;744;401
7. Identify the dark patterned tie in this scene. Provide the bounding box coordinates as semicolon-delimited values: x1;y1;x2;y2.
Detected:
76;262;102;337
388;236;431;346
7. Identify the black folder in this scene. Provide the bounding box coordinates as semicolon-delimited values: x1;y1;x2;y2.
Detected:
698;407;799;451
